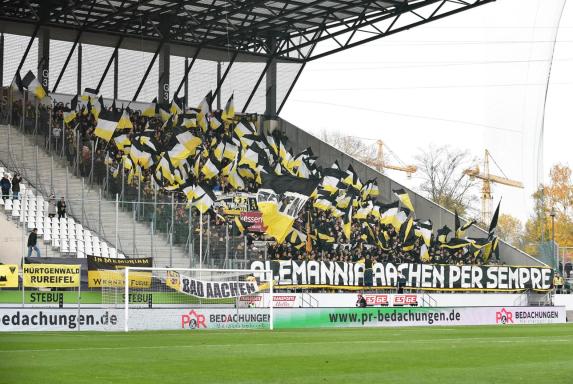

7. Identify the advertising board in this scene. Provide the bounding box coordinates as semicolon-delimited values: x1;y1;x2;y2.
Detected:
273;306;566;329
0;306;564;332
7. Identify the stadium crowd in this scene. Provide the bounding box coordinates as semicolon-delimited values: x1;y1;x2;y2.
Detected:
6;86;502;267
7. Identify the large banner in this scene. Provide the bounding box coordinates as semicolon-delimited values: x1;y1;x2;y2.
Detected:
87;256;152;288
250;260;554;292
167;271;260;299
274;306;566;329
0;265;19;288
215;192;258;215
23;264;80;288
0;306;563;332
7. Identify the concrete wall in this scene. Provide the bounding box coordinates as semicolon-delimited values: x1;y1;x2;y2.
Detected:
276;118;544;267
0;212;26;265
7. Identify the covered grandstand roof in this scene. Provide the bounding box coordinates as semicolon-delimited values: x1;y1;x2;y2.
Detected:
0;0;494;62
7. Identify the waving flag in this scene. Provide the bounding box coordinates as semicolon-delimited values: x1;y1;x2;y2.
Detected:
393;188;415;212
22;71;47;100
222;94;235;121
63;95;78;124
489;200;501;235
94;108;121;141
174;126;202;154
192;184;216;214
117;108;133;130
257;174;319;244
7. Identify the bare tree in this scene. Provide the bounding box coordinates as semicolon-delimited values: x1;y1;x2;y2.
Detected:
415;145;478;216
320;130;377;161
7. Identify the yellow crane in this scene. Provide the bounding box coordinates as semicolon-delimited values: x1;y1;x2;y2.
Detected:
358;139;417;177
464;149;523;224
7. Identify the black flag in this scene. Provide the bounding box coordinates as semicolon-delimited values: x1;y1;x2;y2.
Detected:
489;200;501;235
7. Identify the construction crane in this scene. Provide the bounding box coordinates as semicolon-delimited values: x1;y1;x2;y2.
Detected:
357;139;417;177
464;149;523;224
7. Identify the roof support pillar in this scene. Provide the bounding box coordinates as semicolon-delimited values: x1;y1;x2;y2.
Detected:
265;38;277;118
158;43;170;104
37;27;50;91
0;33;4;88
113;49;119;100
77;43;82;96
216;62;222;110
184;57;189;109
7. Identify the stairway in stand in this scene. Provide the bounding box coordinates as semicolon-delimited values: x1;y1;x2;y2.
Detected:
0;124;192;268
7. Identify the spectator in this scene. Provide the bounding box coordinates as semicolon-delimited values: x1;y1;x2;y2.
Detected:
27;228;41;257
397;272;407;293
553;273;564;294
48;193;56;218
0;174;10;200
364;255;373;287
11;173;22;200
57;196;67;220
52;124;62;153
355;294;367;308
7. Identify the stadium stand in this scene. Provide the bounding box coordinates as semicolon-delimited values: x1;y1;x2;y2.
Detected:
3;89;509;269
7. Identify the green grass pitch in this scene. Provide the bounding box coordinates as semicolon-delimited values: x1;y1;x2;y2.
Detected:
1;324;572;384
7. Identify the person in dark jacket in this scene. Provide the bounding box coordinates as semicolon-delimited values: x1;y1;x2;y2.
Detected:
11;173;22;200
27;228;41;257
0;174;10;201
356;294;367;308
57;197;66;220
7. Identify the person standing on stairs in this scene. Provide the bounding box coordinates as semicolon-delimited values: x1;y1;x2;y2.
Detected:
27;228;41;257
11;173;22;200
1;174;10;201
48;193;56;218
57;196;67;220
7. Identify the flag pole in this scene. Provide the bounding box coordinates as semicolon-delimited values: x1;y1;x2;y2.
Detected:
8;77;12;125
305;202;312;256
199;209;203;270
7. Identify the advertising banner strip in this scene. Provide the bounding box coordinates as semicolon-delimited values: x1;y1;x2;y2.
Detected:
168;271;259;299
250;260;554;292
23;264;80;288
273;306;566;329
0;306;564;332
0;265;19;288
87;256;152;288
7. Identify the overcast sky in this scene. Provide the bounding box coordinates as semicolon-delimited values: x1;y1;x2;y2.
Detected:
282;0;572;224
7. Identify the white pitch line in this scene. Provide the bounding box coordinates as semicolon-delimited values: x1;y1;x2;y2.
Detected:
1;335;572;353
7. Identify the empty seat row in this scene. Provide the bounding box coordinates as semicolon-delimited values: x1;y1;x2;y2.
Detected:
1;169;126;259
